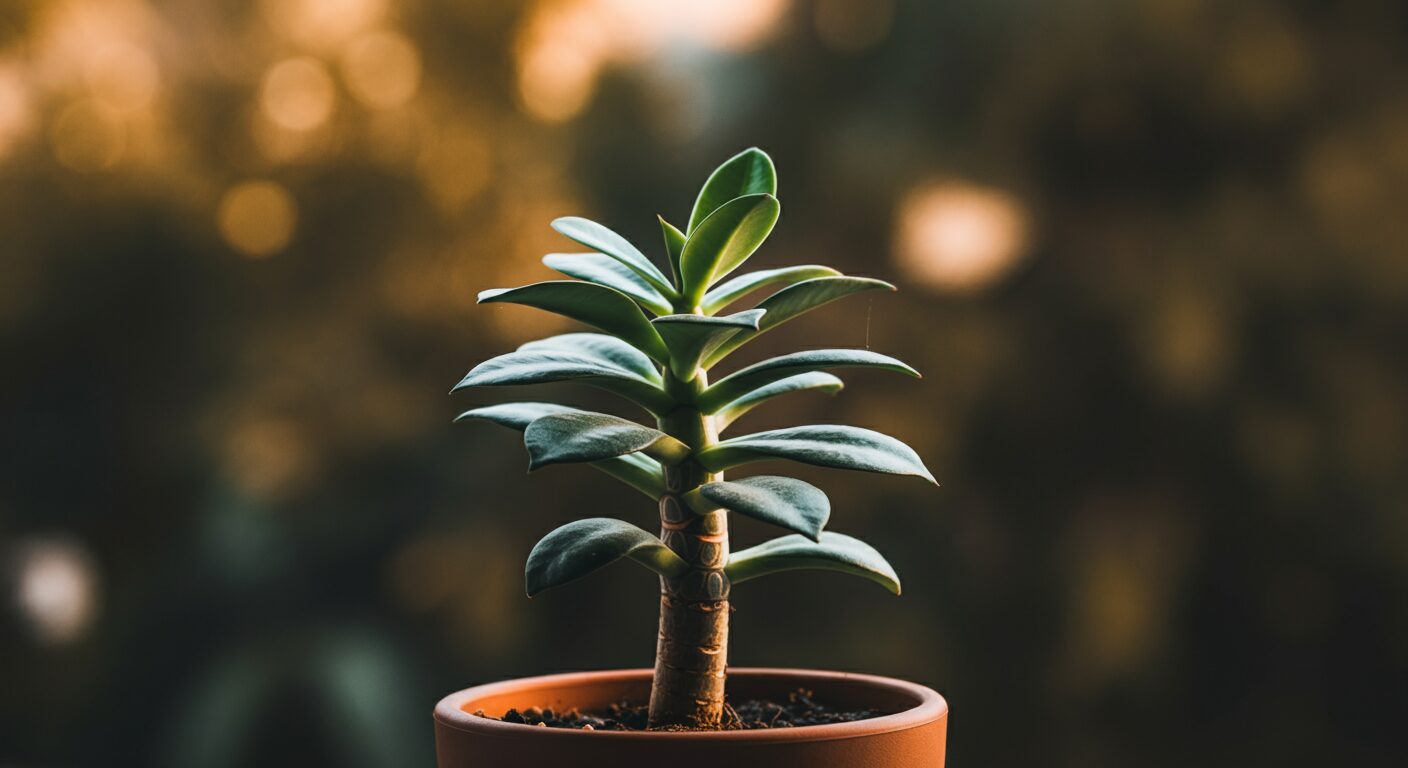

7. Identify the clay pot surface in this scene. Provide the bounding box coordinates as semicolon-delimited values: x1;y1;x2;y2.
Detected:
434;667;947;768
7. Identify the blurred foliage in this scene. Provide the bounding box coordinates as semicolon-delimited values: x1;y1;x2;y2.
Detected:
0;0;1405;766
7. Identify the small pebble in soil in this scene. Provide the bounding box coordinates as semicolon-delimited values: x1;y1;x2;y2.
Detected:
472;689;883;732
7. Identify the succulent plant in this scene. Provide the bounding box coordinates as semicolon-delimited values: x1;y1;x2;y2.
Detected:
454;148;936;728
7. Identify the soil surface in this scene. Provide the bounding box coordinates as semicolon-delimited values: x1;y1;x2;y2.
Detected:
472;688;884;731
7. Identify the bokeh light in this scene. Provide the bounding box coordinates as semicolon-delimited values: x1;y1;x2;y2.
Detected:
217;181;298;258
261;57;337;132
11;539;98;645
894;181;1030;293
83;41;159;113
49;98;126;171
340;30;422;110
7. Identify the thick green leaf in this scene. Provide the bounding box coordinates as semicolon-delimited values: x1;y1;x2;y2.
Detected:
679;194;780;306
517;333;660;383
479;281;669;363
697;349;917;413
524;411;690;470
542;253;673;316
453;401;582;430
551;217;676;298
651;309;765;381
455;403;663;497
526;518;687;596
701;265;842;315
714;372;844;430
688;476;829;540
696;425;936;483
703;276;896;367
725;532;900;594
452;350;674;414
592;452;667;499
688;147;777;233
659;216;686;292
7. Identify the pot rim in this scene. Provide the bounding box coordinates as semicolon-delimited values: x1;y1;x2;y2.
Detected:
434;667;947;743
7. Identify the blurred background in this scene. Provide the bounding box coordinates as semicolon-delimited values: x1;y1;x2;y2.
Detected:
1;0;1405;765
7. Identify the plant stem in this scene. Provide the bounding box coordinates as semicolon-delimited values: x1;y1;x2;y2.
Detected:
648;370;729;728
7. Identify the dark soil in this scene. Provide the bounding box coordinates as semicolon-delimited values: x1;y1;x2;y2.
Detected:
472;688;884;731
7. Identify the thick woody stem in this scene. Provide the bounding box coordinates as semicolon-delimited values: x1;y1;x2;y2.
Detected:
648;372;730;728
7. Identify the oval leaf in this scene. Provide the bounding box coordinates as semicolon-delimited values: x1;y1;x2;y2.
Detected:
659;216;687;292
703;276;895;367
701;265;842;315
551;217;676;298
517;333;660;383
524;411;690;470
698;349;917;413
479;281;669;363
454;403;665;497
526;518;687;596
679;194;781;306
696;425;936;483
543;253;674;315
651;309;765;381
714;372;844;431
691;476;829;540
688;148;777;233
452;350;674;414
725;532;900;594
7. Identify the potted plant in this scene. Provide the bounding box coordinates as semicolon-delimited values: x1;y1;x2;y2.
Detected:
437;149;947;767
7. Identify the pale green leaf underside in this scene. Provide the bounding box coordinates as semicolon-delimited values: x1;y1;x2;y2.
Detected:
696;425;936;483
524;411;690;470
691;475;829;540
679;193;780;305
543;253;673;316
725;532;900;594
714;372;844;431
526;518;687;597
688;147;777;233
551;217;676;298
659;216;686;292
703;276;896;367
652;309;765;380
517;333;660;383
479;281;670;364
701;265;842;315
698;349;917;413
455;403;663;497
451;350;673;414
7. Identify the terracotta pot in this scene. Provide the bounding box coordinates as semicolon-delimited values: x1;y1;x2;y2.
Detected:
434;667;947;767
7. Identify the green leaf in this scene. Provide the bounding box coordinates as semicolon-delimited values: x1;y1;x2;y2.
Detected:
696;425;936;483
701;265;842;315
651;309;765;381
679;194;780;306
688;476;829;540
453;401;582;430
659;216;686;292
526;518;687;596
542;253;673;316
452;350;674;414
688;147;777;233
517;333;661;383
714;372;844;431
591;452;667;499
551;217;677;298
524;411;690;470
697;349;917;413
725;532;900;594
479;281;670;363
455;403;663;497
703;276;896;367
